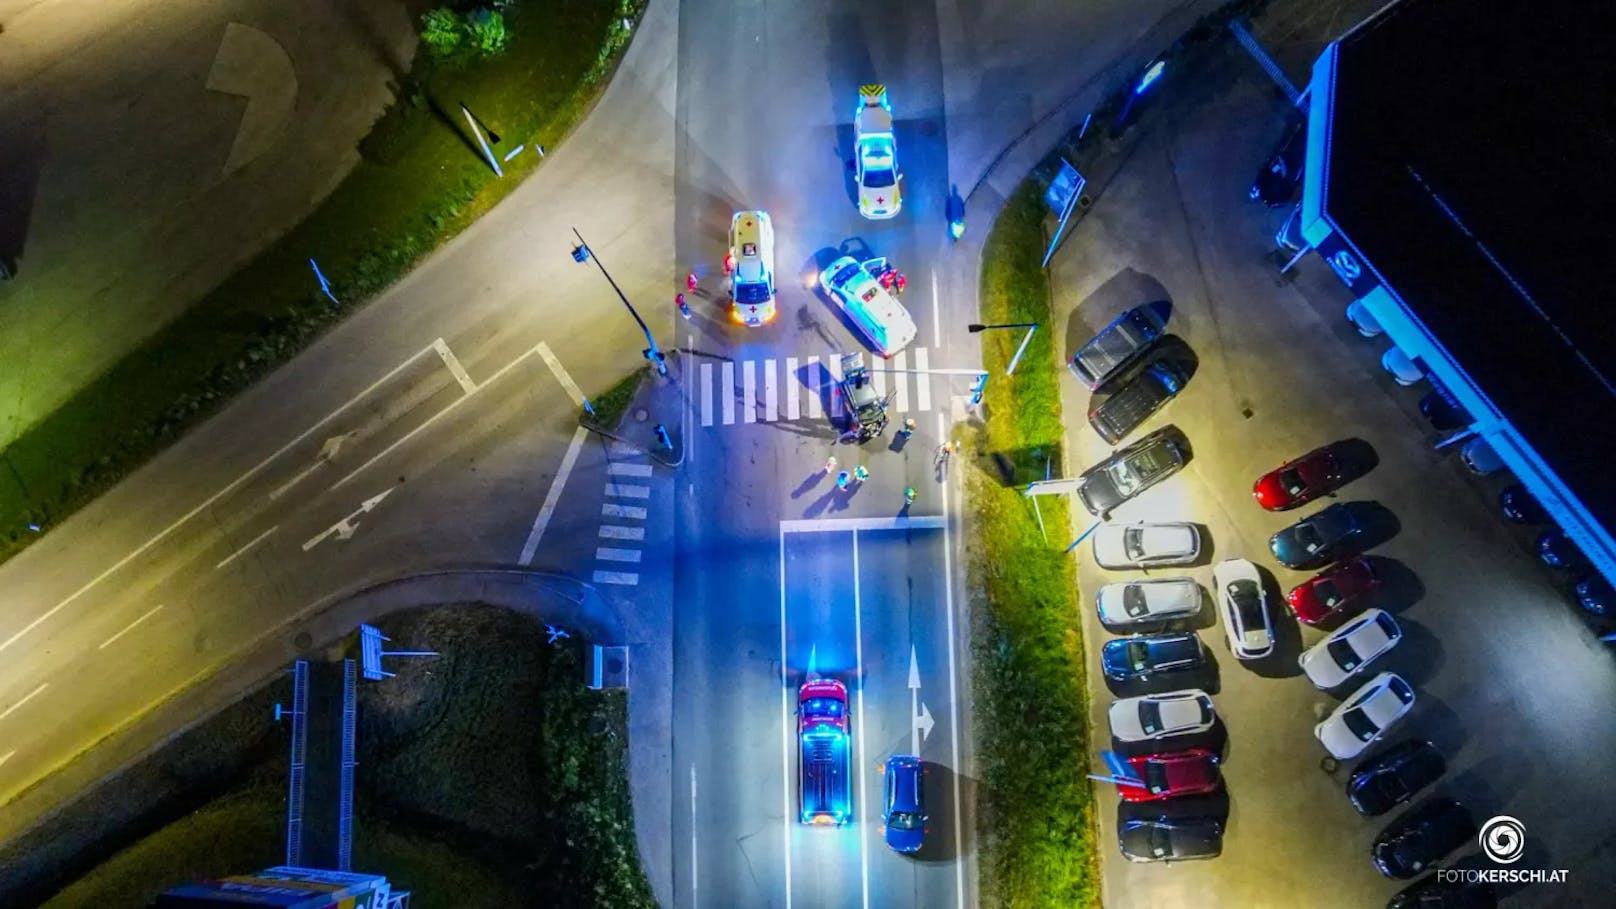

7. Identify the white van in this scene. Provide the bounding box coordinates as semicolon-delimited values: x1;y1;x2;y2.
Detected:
729;211;776;326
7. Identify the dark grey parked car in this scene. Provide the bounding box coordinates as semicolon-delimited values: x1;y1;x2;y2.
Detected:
1348;741;1446;817
1269;502;1368;570
1088;360;1189;445
1100;632;1206;682
1119;815;1224;863
1077;426;1189;517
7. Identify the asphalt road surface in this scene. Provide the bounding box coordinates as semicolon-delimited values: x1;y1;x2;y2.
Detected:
0;1;1229;905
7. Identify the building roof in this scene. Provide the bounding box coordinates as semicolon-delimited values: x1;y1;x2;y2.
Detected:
1320;0;1616;525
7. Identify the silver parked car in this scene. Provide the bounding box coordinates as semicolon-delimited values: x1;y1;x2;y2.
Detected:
1096;578;1203;629
1299;608;1402;689
1214;558;1274;660
1108;689;1216;742
1093;522;1201;569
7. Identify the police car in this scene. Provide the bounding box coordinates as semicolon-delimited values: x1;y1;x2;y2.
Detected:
728;210;776;326
818;255;917;357
854;86;902;219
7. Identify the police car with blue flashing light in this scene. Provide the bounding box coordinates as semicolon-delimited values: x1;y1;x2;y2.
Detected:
819;255;917;357
855;85;902;219
728;210;776;326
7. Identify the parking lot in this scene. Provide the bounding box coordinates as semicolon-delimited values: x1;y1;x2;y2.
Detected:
1051;46;1616;909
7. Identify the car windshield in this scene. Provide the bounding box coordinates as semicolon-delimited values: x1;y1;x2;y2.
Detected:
1126;640;1149;671
887;810;920;830
735;281;771;304
1326;638;1361;670
1342;708;1379;742
804;697;843;718
1138;701;1162;735
1141;760;1169;792
1230;581;1263;626
1123;528;1147;560
1294;523;1325;551
1313;579;1343;607
864;166;896;188
1107;460;1142;495
1123;584;1149;618
1279;467;1307;495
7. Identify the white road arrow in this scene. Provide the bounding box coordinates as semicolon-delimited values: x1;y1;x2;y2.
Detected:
909;645;935;756
270;432;355;501
301;487;394;552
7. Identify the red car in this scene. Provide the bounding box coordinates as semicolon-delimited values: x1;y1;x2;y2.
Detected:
1119;749;1222;802
1288;557;1381;625
1252;446;1346;511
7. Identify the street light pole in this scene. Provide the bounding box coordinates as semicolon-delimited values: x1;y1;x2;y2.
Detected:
570;227;667;377
968;321;1040;376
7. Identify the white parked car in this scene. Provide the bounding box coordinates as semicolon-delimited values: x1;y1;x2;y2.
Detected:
1095;577;1203;629
818;255;917;357
1214;558;1273;660
1299;608;1402;689
854;85;902;219
1092;522;1201;569
1108;689;1216;743
1314;671;1415;760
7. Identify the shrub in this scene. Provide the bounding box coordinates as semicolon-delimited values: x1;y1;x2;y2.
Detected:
420;8;463;58
465;10;510;57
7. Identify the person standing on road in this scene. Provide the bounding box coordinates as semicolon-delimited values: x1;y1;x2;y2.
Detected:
904;486;916;505
836;470;852;490
934;440;956;468
676;292;692;320
894;272;908;294
686;271;700;294
824;455;838;474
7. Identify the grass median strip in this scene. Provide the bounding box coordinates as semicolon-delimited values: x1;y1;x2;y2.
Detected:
0;0;644;562
965;182;1100;908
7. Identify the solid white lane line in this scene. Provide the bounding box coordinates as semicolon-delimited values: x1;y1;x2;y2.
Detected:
433;338;478;394
595;547;642;563
214;525;278;570
537;341;585;405
0;683;48;722
604;483;650;499
931;272;941;347
892;350;910;412
97;604;166;651
334;344;544;489
785;357;800;420
764;358;778;422
743;360;758;424
0;343;438;657
722;362;736;425
938;411;966;909
915;347;932;413
602;503;647;520
852;531;871;909
608;462;654;477
592;570;640;586
690;763;699;906
779;526;794;909
598;525;645;541
806;355;823;420
780;515;948;534
518;426;587;565
700;362;714;427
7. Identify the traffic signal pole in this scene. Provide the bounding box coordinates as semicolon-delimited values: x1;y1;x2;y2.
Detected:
570;227;667;377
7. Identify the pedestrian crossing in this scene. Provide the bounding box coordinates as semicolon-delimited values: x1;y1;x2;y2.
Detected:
594;450;653;587
696;347;939;427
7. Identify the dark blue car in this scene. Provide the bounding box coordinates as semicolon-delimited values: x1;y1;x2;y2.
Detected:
1269;503;1368;570
881;754;926;853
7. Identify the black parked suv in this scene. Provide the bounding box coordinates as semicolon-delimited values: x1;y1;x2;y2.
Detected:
1372;799;1477;879
1076;425;1189;517
1088;360;1189;445
1100;632;1206;683
1348;741;1446;817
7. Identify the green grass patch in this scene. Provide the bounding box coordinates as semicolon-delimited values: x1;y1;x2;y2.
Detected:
37;605;652;908
0;0;645;562
966;182;1100;908
584;368;647;431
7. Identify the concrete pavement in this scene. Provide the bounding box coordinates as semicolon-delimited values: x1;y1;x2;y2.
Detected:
0;0;417;444
1050;34;1616;909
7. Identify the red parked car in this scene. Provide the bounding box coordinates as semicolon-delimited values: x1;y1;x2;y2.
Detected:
1253;446;1346;511
1288;557;1381;625
1120;749;1222;802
